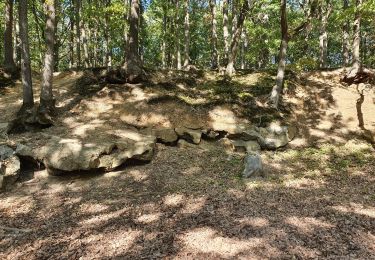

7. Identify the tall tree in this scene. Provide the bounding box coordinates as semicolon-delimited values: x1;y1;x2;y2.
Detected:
3;0;17;72
318;0;332;68
19;0;34;111
350;0;362;74
75;0;81;68
342;0;350;67
225;0;250;76
269;0;288;108
210;0;218;69
183;0;190;69
123;0;142;82
39;0;57;117
223;0;230;65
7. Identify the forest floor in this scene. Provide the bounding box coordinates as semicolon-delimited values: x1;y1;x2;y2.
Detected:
0;69;374;259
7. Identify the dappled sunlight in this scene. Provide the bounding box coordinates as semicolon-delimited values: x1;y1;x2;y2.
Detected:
79;208;129;227
178;227;263;258
285;216;335;234
331;203;375;218
163;194;185;206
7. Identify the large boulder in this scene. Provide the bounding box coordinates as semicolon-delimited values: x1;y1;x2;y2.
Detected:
0;155;21;191
243;153;263;178
258;124;297;149
15;130;156;174
175;127;202;144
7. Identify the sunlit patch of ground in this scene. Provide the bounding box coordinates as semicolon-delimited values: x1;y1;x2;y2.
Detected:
0;141;374;259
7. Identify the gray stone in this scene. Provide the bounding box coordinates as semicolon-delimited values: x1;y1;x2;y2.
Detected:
175;127;202;144
0;145;14;160
153;128;178;143
0;155;21;191
257;124;297;149
243;153;263;178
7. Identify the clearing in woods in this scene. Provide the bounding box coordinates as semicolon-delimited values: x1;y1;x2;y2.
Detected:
0;69;374;259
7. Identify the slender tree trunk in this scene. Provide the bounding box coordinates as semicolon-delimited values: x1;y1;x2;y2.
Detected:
240;31;245;69
342;0;350;67
183;0;190;69
105;0;112;68
81;1;89;68
14;14;21;67
223;0;229;66
4;0;17;72
175;0;181;70
75;0;81;68
161;5;166;69
225;0;249;76
319;2;331;69
39;0;56;116
19;0;34;110
351;0;362;73
69;10;75;69
210;0;218;69
31;0;43;68
269;0;288;109
123;0;142;82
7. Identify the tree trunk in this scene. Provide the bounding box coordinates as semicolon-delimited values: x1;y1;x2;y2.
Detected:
183;0;190;69
351;0;362;73
269;0;288;109
223;0;229;66
123;0;142;82
69;6;75;69
161;5;166;69
319;2;331;69
19;0;34;111
105;0;112;69
225;0;249;76
39;0;56;116
75;0;81;68
3;0;17;72
210;0;218;69
175;0;181;70
342;0;350;67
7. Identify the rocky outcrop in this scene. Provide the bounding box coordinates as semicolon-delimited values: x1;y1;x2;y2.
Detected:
0;123;10;141
15;130;156;174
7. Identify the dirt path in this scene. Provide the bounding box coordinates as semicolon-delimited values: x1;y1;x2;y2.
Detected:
0;70;374;259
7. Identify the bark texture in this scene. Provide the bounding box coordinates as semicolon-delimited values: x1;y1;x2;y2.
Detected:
123;0;142;82
210;0;218;69
269;0;288;109
39;0;57;117
183;0;190;69
19;0;34;110
3;0;17;72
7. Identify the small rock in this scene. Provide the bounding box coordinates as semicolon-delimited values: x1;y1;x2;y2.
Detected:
232;140;261;153
175;127;202;144
0;155;21;191
153;128;178;144
243;153;263;178
177;139;197;148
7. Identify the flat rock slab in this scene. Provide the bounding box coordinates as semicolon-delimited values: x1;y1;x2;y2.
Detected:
15;129;156;174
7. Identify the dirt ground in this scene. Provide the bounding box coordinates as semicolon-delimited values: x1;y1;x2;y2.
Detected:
0;69;374;259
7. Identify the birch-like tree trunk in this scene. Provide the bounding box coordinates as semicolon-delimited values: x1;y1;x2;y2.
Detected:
210;0;218;69
75;0;81;68
351;0;362;73
319;2;331;69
